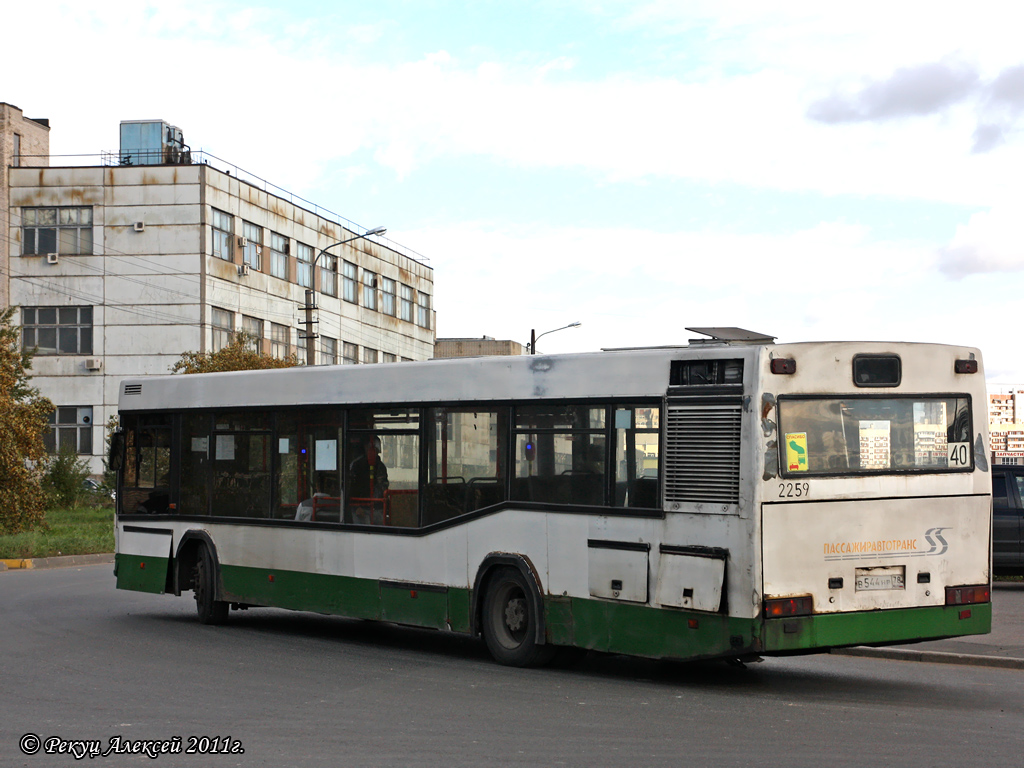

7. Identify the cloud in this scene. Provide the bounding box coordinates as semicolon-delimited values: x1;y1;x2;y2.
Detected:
807;60;980;123
972;64;1024;152
937;204;1024;277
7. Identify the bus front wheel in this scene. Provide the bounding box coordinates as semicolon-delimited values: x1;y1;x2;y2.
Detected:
482;567;554;667
193;547;228;625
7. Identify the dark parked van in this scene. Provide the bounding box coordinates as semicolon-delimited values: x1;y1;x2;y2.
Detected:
993;465;1024;575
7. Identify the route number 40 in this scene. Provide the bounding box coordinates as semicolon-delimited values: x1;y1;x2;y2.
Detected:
947;442;970;467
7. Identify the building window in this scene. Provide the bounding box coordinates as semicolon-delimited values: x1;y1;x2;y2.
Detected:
343;342;359;365
296;243;313;288
269;232;288;280
321;336;337;365
400;284;414;322
382;352;397;364
417;292;431;329
364;348;378;364
381;277;397;316
270;323;290;359
321;256;337;297
13;134;21;167
241;315;263;352
45;406;93;455
242;221;262;271
21;306;92;355
211;307;234;352
342;261;358;304
22;207;93;255
212;209;233;261
363;271;378;311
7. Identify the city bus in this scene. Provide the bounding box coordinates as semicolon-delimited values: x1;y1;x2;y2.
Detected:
110;329;992;666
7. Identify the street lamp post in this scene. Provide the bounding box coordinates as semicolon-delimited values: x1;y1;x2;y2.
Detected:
302;226;386;366
529;322;581;355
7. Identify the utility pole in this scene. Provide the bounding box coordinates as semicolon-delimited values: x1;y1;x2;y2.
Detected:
301;289;317;366
298;226;385;366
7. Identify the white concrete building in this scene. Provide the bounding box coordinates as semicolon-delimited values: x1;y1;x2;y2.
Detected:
6;122;435;473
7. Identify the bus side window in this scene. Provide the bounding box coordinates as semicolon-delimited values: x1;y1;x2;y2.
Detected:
615;406;660;509
211;412;272;519
512;404;608;507
424;408;509;525
181;414;211;516
347;409;420;527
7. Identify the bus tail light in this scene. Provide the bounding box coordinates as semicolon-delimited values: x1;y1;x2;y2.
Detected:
945;585;989;606
954;359;978;374
764;596;813;617
770;358;796;375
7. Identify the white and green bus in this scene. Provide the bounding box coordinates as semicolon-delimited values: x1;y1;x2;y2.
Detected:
111;329;992;666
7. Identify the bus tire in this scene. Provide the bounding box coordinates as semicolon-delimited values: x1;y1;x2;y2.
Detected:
482;567;554;667
194;546;228;625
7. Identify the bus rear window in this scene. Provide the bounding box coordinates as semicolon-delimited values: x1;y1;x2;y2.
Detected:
778;396;972;476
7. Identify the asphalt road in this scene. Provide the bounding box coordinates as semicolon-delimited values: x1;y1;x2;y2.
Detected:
3;565;1023;768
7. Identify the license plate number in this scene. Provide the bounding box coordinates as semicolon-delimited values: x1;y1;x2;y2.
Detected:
855;567;905;591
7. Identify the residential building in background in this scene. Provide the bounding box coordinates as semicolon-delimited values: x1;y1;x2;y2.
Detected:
990;389;1024;466
6;117;435;473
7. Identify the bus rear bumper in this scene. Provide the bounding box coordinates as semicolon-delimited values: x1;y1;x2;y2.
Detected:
761;602;992;654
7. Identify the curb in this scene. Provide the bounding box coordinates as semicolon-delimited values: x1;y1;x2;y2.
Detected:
832;646;1024;670
0;553;114;571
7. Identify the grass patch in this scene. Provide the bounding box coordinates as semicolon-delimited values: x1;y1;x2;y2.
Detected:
0;506;114;559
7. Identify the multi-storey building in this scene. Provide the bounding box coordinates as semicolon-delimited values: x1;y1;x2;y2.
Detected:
6;119;435;473
434;336;524;358
989;389;1024;465
990;391;1019;425
0;102;50;308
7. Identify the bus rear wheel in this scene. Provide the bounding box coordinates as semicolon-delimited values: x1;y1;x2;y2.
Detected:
482;567;554;667
193;547;228;625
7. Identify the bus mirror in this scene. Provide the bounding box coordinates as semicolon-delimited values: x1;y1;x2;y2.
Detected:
108;431;125;471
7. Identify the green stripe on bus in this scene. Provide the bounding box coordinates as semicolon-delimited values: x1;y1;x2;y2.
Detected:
569;598;759;659
115;553;170;594
762;602;993;652
218;564;471;631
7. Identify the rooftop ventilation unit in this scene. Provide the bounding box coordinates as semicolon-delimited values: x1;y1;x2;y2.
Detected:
119;120;191;166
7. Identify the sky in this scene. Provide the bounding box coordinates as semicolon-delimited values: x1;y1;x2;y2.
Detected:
6;0;1024;383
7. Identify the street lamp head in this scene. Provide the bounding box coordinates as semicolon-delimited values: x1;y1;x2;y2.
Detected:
365;226;387;236
568;321;581;328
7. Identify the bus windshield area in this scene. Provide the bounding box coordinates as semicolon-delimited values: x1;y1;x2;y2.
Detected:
778;396;972;476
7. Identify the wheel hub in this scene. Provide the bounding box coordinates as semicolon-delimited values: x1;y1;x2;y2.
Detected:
504;597;526;632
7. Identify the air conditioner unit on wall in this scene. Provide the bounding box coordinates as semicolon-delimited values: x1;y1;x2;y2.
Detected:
46;253;59;264
238;264;250;276
238;236;248;248
85;358;103;371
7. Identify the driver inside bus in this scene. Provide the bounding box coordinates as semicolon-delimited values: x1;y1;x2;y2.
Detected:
347;435;389;525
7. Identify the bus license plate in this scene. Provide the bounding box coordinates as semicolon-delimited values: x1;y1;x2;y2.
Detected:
854;567;905;591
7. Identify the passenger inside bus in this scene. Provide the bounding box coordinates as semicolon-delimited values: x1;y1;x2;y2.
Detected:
348;435;389;524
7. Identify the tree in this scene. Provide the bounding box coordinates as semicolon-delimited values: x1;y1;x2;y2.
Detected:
171;332;299;374
0;306;53;534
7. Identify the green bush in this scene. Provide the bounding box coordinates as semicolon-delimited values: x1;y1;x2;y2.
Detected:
42;449;92;510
